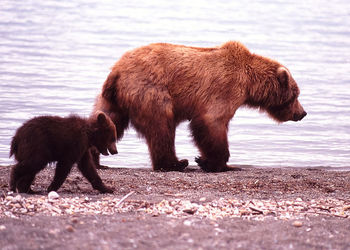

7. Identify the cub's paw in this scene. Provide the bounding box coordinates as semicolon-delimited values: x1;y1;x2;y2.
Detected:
99;185;114;194
96;164;110;170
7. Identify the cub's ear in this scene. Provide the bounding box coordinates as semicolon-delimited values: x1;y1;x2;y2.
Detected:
97;112;107;125
277;67;289;87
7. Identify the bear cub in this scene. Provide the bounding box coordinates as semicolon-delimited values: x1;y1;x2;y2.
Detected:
9;112;117;194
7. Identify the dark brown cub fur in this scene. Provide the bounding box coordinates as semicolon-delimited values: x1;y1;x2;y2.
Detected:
9;112;117;193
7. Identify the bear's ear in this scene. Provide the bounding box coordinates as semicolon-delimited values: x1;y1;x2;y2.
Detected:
97;112;107;125
277;67;289;87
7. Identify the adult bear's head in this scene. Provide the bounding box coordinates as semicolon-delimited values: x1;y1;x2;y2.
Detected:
266;67;307;122
246;63;307;122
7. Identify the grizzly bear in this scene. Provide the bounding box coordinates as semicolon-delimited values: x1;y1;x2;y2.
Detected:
93;41;306;172
9;112;117;193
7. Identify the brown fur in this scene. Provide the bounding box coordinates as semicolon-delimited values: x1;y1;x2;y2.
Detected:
93;41;306;172
9;112;117;193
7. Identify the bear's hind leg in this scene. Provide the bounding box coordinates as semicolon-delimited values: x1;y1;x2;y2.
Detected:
130;88;188;171
142;120;188;171
190;117;230;172
132;108;188;171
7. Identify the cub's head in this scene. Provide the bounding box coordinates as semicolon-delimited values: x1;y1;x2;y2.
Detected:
90;112;117;156
266;67;307;122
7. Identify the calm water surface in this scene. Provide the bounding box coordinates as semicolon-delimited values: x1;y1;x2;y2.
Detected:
0;0;349;168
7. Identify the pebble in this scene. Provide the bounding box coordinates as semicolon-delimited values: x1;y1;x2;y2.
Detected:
5;196;14;201
183;220;192;226
66;225;75;232
13;195;22;203
292;221;303;227
71;218;79;224
48;191;60;201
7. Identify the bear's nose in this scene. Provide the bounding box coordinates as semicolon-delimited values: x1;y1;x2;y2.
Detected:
301;111;307;119
295;111;307;121
294;111;307;121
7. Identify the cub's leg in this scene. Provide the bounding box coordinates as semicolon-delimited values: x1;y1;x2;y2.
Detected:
16;174;36;193
9;163;22;192
77;151;113;193
190;116;230;172
47;161;74;192
10;161;45;193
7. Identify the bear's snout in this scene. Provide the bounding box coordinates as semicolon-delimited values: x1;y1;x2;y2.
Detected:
293;111;307;121
108;143;118;155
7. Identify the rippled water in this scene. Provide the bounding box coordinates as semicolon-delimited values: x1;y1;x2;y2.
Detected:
1;0;349;168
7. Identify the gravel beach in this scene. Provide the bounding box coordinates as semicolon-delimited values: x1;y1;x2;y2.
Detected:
1;165;350;249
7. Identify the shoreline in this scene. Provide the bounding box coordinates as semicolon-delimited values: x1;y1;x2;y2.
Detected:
1;165;350;249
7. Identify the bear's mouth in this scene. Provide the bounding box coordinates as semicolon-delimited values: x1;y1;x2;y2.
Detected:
107;144;118;155
100;148;109;156
99;146;118;156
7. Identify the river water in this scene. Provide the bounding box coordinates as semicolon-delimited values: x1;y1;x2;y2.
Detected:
1;0;349;168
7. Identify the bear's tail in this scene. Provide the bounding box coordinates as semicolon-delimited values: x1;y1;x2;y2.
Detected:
102;71;120;105
9;136;17;158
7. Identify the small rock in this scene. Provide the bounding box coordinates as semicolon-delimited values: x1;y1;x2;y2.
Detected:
49;229;59;235
0;225;6;231
183;220;192;226
48;191;60;201
199;197;206;202
343;206;350;211
71;218;79;224
66;225;75;232
187;238;194;244
19;208;28;213
5;196;14;201
13;203;21;208
183;207;197;215
292;221;303;227
13;194;22;202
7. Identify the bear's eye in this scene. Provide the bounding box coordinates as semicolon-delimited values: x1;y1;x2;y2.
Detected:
291;87;299;99
110;134;116;142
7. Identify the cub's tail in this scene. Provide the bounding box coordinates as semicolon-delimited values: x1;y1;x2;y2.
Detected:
101;71;120;105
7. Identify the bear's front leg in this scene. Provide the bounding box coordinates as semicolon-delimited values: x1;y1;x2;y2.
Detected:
77;151;113;193
190;117;230;172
